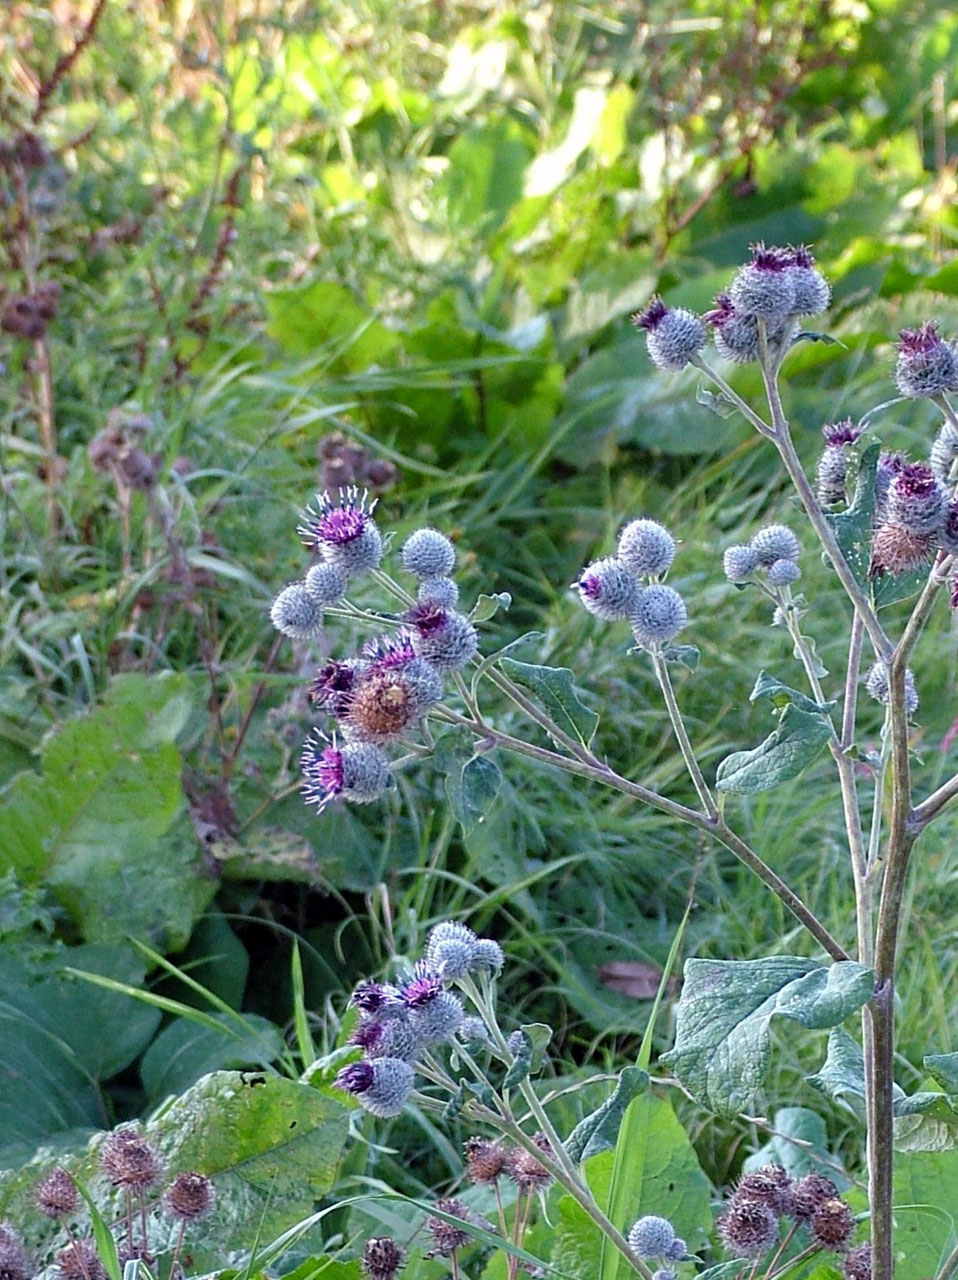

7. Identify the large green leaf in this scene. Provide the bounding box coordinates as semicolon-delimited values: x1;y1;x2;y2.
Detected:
140;1012;284;1102
745;1107;849;1186
442;118;533;231
715;703;832;794
0;675;214;946
564;1067;649;1163
499;658;599;748
434;727;503;837
663;957;875;1115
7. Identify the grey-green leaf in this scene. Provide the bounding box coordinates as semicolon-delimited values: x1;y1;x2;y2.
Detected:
564;1066;649;1163
141;1013;284;1102
662;957;875;1116
499;658;599;747
745;1106;849;1186
925;1054;958;1094
716;704;832;794
470;591;512;622
750;669;836;715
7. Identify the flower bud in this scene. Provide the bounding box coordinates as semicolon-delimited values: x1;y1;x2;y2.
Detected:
665;1237;687;1260
941;502;958;555
335;1057;415;1117
895;322;957;399
705;294;769;364
785;245;830;316
887;462;945;535
816;420;863;506
402;604;478;672
617;519;676;576
458;1016;492;1045
418;576;460;608
471;937;505;974
723;544;759;582
766;558;801;586
425;921;478;979
270;583;324;640
718;1199;778;1257
573;557;642;620
631;585;687;648
298;488;383;572
729;244;796;321
863;661;918;715
301;737;392;811
632;298;706;371
401;528;456;579
930;422;958;484
303;561;348;607
750;524;801;566
874;451;907;518
627;1215;676;1258
651;1272;677;1280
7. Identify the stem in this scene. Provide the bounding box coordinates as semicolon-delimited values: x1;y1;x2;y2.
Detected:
936;1241;958;1280
762;1223;798;1278
168;1221;186;1280
689;354;775;437
62;1223;94;1280
651;651;717;817
842;613;863;752
865;980;895;1280
867;726;891;872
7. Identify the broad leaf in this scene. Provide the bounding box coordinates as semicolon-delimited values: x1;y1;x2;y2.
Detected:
470;591;512;622
434;729;502;836
750;670;835;716
716;703;832;794
499;658;598;748
663;957;874;1115
141;1012;284;1102
564;1067;649;1163
746;1106;849;1186
926;1053;958;1094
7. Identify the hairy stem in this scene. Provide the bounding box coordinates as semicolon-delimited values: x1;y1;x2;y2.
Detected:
651;651;717;816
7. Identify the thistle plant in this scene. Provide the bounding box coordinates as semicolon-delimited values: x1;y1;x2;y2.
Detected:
269;244;958;1280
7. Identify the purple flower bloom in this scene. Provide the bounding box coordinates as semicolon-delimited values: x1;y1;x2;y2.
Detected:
297;488;383;571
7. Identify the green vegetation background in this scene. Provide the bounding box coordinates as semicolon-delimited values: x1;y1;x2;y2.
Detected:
3;0;958;1269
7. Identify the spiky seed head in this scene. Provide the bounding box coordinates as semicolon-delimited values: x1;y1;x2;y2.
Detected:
0;1224;30;1280
464;1137;508;1183
417;576;459;608
843;1243;872;1280
458;1016;492;1044
361;1236;405;1280
303;561;349;607
617;519;676;576
351;980;404;1017
298;488;383;572
402;604;478;672
57;1241;106;1280
36;1168;78;1219
574;557;642;620
940;503;958;555
270;583;324;640
631;585;687;648
789;1172;839;1222
426;1198;471;1257
627;1215;676;1258
632;299;707;371
723;544;759;582
334;1057;415;1118
471;937;505;974
308;659;366;715
301;736;392;811
863;661;919;715
505;1135;553;1192
888;462;945;535
163;1172;215;1223
931;422;958;484
401;528;456;579
766;558;801;586
718;1199;779;1257
343;669;420;742
100;1129;162;1190
728;244;796;320
733;1166;794;1216
750;524;801;566
811;1198;856;1251
895;322;957;398
408;989;463;1044
785;245;831;316
351;1015;420;1062
870;522;935;576
705;295;763;364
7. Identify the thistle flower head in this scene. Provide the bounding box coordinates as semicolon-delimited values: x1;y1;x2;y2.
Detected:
822;419;864;448
270;583;325;641
706;294;764;364
163;1172;216;1223
100;1128;162;1190
351;1016;420;1062
301;735;392;810
930;422;958;484
940;501;958;555
617;519;676;576
718;1199;779;1257
505;1134;553;1192
733;1165;794;1215
811;1198;855;1251
729;243;796;320
471;937;505;974
408;989;463;1044
36;1168;78;1220
0;1224;30;1280
750;524;801;566
342;668;421;742
573;557;642;621
351;980;403;1016
334;1057;415;1117
627;1215;676;1258
723;544;759;582
424;921;478;979
361;1237;405;1280
308;659;366;715
631;585;687;648
785;244;830;316
57;1241;105;1280
843;1243;872;1280
863;661;919;715
464;1136;508;1183
298;488;383;572
888;461;945;535
418;576;459;608
400;971;444;1008
789;1171;838;1223
402;604;478;672
458;1015;492;1044
895;322;957;398
632;298;706;371
766;558;801;586
401;528;456;579
870;522;935;577
425;1198;471;1257
303;561;349;607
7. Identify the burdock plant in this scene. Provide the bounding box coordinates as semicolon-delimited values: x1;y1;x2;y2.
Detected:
270;247;958;1280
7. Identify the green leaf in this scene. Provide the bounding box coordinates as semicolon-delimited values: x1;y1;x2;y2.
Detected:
0;675;215;946
501;1029;533;1088
882;1149;958;1279
750;670;836;715
926;1054;958;1094
564;1067;649;1163
746;1107;849;1186
442;119;533;231
697;1265;749;1280
470;591;512;623
434;729;503;837
499;658;599;748
807;1028;869;1119
140;1012;284;1102
74;1176;122;1280
715;703;832;794
663;957;875;1115
661;644;700;670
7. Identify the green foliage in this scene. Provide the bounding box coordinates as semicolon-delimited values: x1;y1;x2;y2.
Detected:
716;703;833;794
498;659;599;748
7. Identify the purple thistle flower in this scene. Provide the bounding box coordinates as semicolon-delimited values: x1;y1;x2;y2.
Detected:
308;659;364;714
351;980;402;1015
822;419;864;448
632;296;706;371
335;1057;415;1117
363;632;420;670
401;973;445;1009
297;487;383;571
888;461;945;535
402;603;478;672
895;321;957;398
633;297;669;331
301;735;391;810
729;242;796;320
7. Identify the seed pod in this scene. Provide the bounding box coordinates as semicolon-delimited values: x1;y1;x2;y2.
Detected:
425;1198;471;1257
163;1172;216;1223
0;1223;30;1280
789;1172;838;1223
843;1243;872;1280
505;1134;553;1192
36;1168;78;1220
361;1236;405;1280
100;1129;162;1190
811;1198;856;1251
732;1165;794;1216
718;1199;778;1257
464;1136;508;1183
